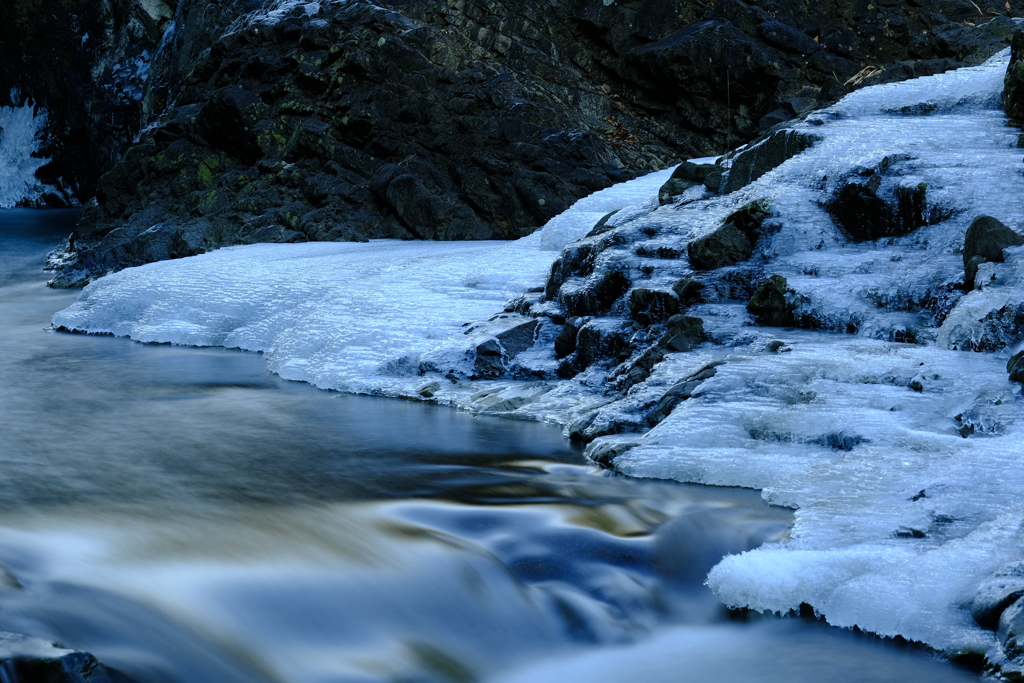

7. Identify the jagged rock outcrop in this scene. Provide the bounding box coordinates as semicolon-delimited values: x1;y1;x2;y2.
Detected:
27;0;1020;285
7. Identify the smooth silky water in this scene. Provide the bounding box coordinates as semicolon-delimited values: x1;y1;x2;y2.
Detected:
0;211;979;682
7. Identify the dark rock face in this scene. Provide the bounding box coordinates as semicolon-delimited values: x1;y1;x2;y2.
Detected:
27;0;1019;284
963;215;1024;289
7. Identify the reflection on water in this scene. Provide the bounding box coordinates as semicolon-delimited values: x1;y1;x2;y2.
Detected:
0;211;979;682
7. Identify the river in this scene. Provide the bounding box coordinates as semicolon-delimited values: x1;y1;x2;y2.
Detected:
0;210;979;682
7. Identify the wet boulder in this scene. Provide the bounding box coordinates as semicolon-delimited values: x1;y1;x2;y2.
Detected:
748;275;802;327
1005;29;1024;121
629;288;681;325
573;319;633;371
545;230;630;301
658;162;717;204
611;345;666;393
722;130;819;194
687;199;770;271
554;317;584;360
963;215;1024;289
659;315;707;352
1008;344;1024;385
999;596;1024;659
828;174;928;242
559;269;632;317
672;277;705;306
472;319;539;379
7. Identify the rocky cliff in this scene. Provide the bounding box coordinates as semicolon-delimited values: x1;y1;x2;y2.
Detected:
4;0;1017;286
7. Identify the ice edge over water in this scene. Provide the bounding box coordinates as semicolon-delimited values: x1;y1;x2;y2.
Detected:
52;50;1024;664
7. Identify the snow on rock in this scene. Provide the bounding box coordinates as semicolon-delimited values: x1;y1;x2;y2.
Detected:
0;95;50;208
583;50;1024;662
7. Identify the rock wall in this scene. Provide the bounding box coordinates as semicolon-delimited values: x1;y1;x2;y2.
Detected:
30;0;1023;286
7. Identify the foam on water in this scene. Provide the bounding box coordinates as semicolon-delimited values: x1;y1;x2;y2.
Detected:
0;98;50;209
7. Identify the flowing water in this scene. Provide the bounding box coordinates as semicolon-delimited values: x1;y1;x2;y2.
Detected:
0;210;981;682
